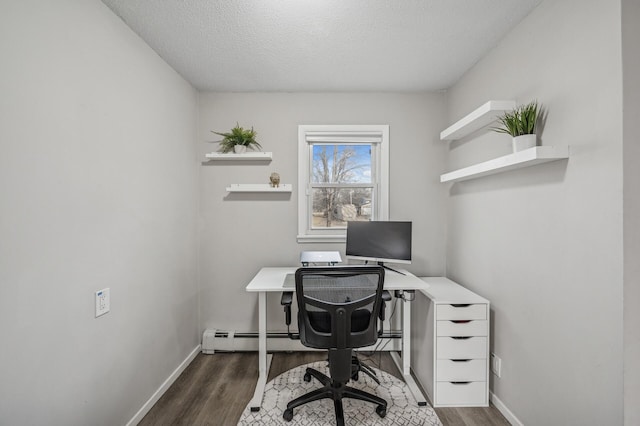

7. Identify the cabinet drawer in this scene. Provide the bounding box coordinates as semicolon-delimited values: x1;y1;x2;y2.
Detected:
437;304;487;320
436;381;487;406
437;359;486;382
437;320;487;337
436;336;487;359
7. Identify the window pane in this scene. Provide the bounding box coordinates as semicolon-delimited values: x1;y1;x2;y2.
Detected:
312;144;372;184
311;187;373;228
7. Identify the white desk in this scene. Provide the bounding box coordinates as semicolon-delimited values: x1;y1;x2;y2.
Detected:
245;266;430;411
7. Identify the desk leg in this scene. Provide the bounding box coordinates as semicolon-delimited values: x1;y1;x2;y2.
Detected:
249;291;273;411
391;293;428;407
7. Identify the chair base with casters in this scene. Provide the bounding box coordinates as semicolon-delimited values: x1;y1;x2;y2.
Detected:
350;354;380;384
283;348;387;425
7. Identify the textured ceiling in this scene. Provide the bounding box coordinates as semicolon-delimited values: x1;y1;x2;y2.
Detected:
101;0;541;92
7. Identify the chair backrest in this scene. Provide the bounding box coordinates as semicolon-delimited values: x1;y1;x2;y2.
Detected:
295;265;385;350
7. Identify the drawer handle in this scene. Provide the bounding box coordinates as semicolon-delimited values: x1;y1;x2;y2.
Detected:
451;336;472;340
451;304;471;308
450;381;471;385
451;320;471;324
451;359;471;362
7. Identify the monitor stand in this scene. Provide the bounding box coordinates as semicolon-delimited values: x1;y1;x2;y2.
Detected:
376;261;406;276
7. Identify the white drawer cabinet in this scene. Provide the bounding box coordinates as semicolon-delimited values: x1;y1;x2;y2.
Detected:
437;320;487;336
436;381;487;406
436;359;487;382
437;336;487;359
437;304;486;320
418;277;490;407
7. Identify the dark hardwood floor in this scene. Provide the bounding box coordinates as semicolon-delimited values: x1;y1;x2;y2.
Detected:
139;351;511;426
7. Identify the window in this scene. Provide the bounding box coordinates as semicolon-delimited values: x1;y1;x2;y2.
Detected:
297;125;389;243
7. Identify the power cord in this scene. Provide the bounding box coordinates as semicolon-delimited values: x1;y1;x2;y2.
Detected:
358;296;400;368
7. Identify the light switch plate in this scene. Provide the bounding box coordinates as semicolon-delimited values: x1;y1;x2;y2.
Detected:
95;288;110;317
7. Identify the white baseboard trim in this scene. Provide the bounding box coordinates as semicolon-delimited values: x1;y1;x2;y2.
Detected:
490;391;523;426
126;345;201;426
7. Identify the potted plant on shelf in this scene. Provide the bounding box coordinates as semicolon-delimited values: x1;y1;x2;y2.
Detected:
212;123;262;154
493;100;540;152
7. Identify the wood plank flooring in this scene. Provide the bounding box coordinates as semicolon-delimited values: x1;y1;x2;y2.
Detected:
139;352;511;426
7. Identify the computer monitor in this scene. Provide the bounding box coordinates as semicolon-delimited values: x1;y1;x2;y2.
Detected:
345;221;412;267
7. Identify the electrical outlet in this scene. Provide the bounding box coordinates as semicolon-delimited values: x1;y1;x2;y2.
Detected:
95;288;110;317
490;353;502;378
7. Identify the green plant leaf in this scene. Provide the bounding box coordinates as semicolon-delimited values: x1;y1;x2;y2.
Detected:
492;100;540;137
211;123;262;153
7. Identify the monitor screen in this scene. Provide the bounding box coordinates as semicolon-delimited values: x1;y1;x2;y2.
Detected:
345;221;412;265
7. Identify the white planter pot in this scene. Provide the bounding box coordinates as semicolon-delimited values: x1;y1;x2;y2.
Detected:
233;145;247;154
512;134;537;152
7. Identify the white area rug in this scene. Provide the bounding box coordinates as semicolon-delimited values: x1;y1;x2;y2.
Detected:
238;361;442;426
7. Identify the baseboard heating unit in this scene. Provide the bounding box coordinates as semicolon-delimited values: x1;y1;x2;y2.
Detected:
202;329;400;353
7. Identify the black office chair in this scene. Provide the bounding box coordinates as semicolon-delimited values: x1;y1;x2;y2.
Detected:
281;266;388;425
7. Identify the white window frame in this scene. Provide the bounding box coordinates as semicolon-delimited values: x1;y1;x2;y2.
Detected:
297;124;389;243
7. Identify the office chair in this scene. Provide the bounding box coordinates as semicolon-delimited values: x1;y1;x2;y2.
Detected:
281;266;388;425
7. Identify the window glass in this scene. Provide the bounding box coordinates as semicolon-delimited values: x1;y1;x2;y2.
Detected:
311;145;372;184
297;125;388;243
311;187;373;229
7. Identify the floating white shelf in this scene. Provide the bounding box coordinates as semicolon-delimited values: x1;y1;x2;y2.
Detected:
205;152;272;161
440;100;516;141
440;146;570;183
225;184;292;193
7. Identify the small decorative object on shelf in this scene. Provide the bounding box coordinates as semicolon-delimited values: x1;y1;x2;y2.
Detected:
211;123;262;153
492;100;541;152
269;172;280;188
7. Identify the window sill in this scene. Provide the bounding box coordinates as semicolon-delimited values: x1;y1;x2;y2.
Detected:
297;234;346;244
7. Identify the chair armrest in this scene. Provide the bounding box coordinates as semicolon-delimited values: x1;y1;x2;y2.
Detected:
378;290;392;336
281;291;293;326
281;291;293;306
379;290;391;320
281;292;300;340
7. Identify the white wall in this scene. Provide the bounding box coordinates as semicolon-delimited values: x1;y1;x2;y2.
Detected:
443;0;623;424
622;0;640;424
198;92;448;333
0;1;199;425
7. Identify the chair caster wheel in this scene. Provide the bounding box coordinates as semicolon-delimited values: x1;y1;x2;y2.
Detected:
303;372;311;382
376;405;387;418
283;408;294;421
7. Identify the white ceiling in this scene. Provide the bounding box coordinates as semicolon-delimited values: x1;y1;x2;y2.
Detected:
101;0;541;92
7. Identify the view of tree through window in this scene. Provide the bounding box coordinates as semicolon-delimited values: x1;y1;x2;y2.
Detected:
311;144;373;228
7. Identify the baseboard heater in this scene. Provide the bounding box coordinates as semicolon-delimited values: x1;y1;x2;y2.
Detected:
202;329;401;354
